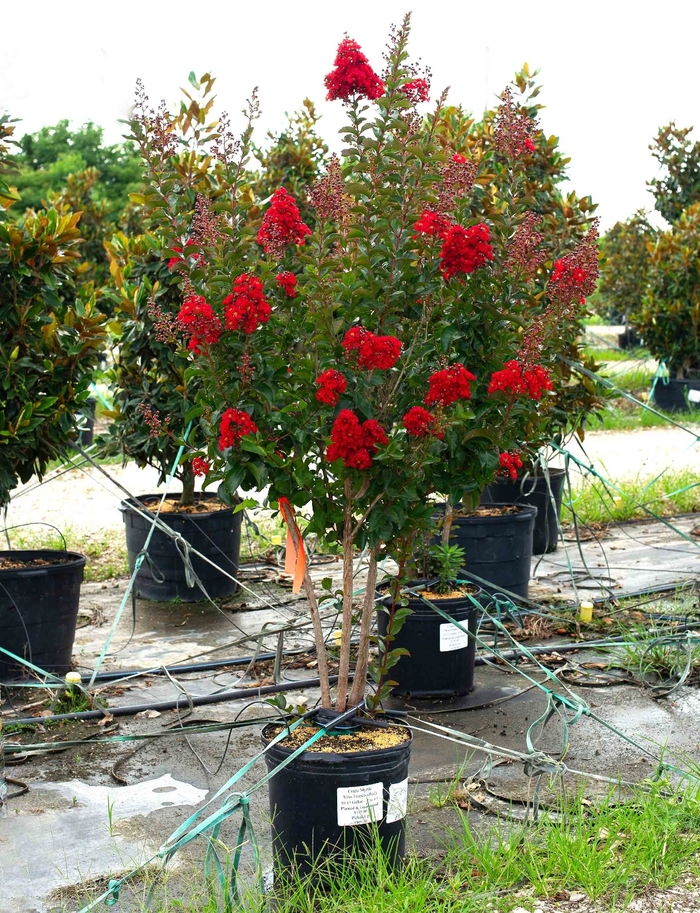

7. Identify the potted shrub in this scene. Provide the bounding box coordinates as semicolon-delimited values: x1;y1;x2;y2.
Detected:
130;18;597;875
629;203;700;411
101;231;244;603
0;114;106;678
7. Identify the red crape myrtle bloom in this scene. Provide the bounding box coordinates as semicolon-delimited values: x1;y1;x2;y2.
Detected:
218;409;258;451
498;451;523;480
326;409;388;470
403;406;442;439
177;295;222;353
413;209;452;241
223;275;271;334
316;369;348;406
488;360;553;400
403;78;430;104
256;188;311;257
424;364;476;407
452;153;467;164
324;37;385;102
192;457;210;477
276;271;298;298
440;223;494;280
341;326;402;370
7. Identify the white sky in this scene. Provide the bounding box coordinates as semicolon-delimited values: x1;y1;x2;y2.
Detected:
3;0;698;229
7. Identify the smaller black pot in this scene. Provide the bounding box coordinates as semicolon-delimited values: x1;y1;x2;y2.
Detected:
120;494;242;602
377;580;480;698
618;328;640;350
262;721;412;879
0;550;86;680
481;468;566;555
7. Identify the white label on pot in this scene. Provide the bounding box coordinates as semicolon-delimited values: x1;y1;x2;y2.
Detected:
439;622;470;652
337;781;384;827
689;388;700;403
386;778;409;823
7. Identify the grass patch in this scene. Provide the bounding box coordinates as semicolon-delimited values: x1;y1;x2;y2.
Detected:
76;783;700;913
564;469;700;525
582;346;642;363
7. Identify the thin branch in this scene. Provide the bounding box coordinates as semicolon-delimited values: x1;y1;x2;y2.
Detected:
348;546;379;706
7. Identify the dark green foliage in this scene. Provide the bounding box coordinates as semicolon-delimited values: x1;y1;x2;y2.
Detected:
598;211;656;324
649;123;700;226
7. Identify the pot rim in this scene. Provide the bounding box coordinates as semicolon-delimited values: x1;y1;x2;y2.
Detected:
0;549;87;575
119;492;238;518
261;718;413;762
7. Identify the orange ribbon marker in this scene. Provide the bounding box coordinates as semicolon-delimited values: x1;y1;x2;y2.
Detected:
278;497;306;594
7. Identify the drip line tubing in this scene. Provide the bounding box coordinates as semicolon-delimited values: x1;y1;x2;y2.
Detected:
5;674;341;727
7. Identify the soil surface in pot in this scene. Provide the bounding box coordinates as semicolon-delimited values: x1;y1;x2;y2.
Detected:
139;495;230;515
454;505;522;518
413;585;477;599
268;723;410;753
0;555;75;570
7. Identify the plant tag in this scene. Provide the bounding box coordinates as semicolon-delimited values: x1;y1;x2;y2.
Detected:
439;622;469;652
337;781;384;826
688;388;700;403
386;778;409;823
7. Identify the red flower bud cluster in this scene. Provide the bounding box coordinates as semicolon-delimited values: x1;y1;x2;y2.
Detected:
493;86;537;159
341;326;402;370
326;409;388;469
402;78;430;104
256;188;311;258
177;295;222;353
223;275;271;334
505;212;546;279
315;369;348;406
275;271;298;298
424;364;476;407
309;155;349;224
325;37;385;102
192;457;210;477
549;224;600;306
498;451;523;480
403;406;442;438
413;208;452;240
437;155;477;212
139;402;168;438
218;409;258;451
488;361;553;400
440;223;493;280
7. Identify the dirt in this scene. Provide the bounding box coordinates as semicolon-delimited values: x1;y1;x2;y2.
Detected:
455;504;522;518
414;586;477;599
266;722;411;753
0;555;76;570
139;494;230;514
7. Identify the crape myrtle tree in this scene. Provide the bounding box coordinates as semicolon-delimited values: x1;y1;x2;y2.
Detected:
129;16;598;712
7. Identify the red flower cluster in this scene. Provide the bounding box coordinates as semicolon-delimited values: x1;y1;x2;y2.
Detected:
424;364;476;407
192;457;210;477
276;271;298;298
413;208;452;240
177;295;222;353
256;188;311;257
316;369;348;406
488;360;553;400
223;275;271;334
168;240;203;271
439;223;494;280
341;326;402;370
524;138;536;153
403;78;430;104
324;37;385;102
498;451;523;480
326;409;388;469
218;409;258;451
403;406;442;438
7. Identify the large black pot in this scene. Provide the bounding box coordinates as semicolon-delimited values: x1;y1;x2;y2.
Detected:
651;378;700;413
120;494;242;602
0;550;86;680
446;504;537;600
481;468;566;555
376;580;479;698
262;721;412;878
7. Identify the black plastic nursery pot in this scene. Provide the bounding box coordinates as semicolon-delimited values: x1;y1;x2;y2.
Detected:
446;503;537;600
120;493;242;602
0;550;86;680
262;721;412;879
481;468;566;555
651;378;700;413
75;397;96;447
376;581;479;698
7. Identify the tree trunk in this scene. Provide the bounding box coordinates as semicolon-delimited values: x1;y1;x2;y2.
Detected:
179;462;196;508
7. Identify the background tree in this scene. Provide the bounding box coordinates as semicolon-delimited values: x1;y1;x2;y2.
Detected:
597;211;656;324
649;123;700;226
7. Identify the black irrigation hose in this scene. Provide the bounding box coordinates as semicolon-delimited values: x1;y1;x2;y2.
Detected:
6;674;342;727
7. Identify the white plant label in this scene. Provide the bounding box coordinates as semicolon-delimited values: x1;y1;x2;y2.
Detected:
439;622;470;652
688;388;700;403
386;778;409;823
337;781;384;827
